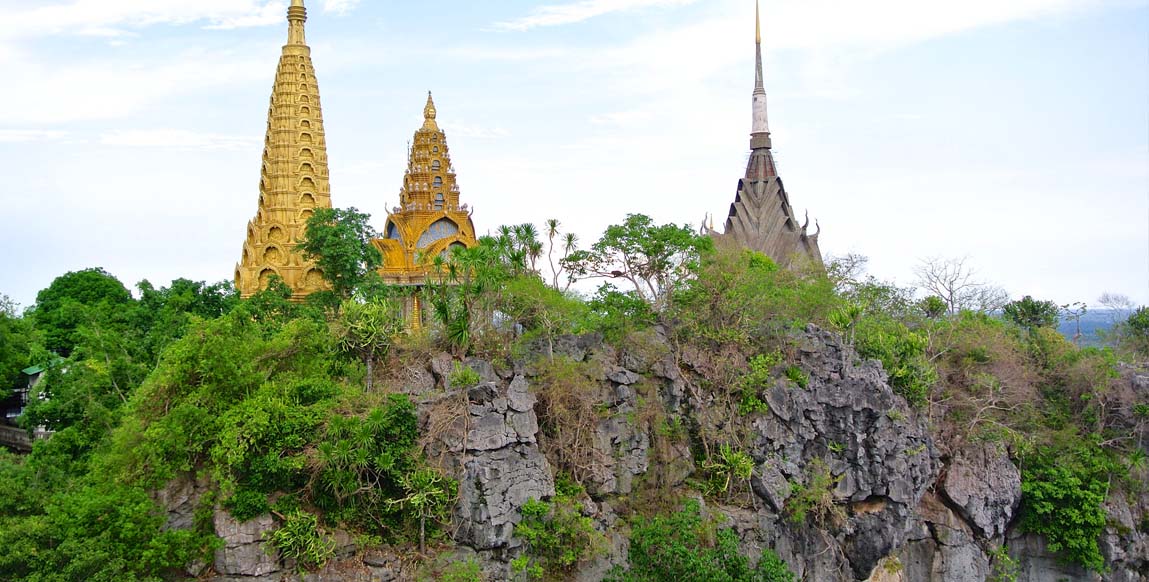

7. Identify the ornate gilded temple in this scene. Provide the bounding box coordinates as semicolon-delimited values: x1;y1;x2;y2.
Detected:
234;0;333;299
371;93;478;286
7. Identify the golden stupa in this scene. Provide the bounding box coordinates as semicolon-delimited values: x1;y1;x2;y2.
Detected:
371;93;479;286
235;0;333;300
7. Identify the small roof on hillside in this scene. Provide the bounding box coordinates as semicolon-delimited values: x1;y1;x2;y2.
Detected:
22;356;65;376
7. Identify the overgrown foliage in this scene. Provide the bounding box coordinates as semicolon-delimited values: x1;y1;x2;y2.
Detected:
513;494;606;579
1018;440;1116;572
607;500;795;582
1;214;1144;578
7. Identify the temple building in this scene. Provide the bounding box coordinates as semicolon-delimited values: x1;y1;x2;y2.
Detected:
710;1;822;268
235;0;333;299
371;93;479;287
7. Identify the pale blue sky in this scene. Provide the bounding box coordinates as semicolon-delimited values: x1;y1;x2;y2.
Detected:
1;0;1146;308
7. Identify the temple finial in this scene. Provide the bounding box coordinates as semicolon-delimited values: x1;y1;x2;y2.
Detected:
423;91;439;130
755;0;761;44
750;0;771;149
287;0;307;45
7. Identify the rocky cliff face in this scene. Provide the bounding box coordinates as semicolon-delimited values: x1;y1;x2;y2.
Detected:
172;326;1147;582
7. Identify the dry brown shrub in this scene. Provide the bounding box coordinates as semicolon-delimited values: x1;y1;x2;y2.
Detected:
532;357;610;487
930;317;1040;448
417;389;469;471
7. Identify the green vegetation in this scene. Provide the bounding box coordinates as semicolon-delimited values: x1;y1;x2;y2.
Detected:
702;444;756;501
1003;295;1060;332
448;361;482;388
0;210;1143;577
266;509;337;571
299;207;383;300
1018;441;1115;571
513;495;606;579
785;458;844;527
607;500;795;582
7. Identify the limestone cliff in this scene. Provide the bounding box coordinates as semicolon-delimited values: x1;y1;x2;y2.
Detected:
163;326;1148;582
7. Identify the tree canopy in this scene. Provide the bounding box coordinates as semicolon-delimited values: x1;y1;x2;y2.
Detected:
299;207;383;300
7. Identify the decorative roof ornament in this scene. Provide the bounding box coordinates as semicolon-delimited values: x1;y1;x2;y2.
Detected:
423;91;439;131
750;0;771;149
287;0;307;45
711;1;822;269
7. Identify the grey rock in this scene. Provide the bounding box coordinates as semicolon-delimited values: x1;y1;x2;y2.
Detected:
464;357;499;384
609;368;641;385
467;381;499;404
429;352;454;381
942;443;1021;539
153;473;209;531
212;511;279;577
507;375;535;412
454;444;555;550
1009;532;1097;582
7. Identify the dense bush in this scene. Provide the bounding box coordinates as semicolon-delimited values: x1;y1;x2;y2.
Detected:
513;495;606;579
1018;441;1116;571
608;500;795;581
853;317;936;406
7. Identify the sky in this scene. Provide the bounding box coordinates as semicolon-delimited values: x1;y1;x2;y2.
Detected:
0;0;1147;310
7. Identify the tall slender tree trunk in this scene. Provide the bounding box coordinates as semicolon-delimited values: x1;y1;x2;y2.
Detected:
419;515;426;554
365;350;374;392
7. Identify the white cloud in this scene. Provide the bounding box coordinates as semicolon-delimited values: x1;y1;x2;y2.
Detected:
100;129;261;150
0;0;285;40
0;129;70;143
322;0;361;15
0;51;268;124
444;121;511;139
492;0;698;31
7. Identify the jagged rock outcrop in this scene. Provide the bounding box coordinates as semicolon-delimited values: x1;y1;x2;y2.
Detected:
443;375;556;551
941;443;1021;539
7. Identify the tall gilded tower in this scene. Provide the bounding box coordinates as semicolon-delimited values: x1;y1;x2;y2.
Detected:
235;0;333;299
713;1;822;267
372;93;478;286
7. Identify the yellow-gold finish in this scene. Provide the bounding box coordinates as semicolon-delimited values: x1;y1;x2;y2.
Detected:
235;0;332;300
371;93;478;287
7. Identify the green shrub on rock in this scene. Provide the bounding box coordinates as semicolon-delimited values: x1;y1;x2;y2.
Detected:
608;500;795;582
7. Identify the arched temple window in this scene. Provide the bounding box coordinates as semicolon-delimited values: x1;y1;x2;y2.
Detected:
417;218;459;248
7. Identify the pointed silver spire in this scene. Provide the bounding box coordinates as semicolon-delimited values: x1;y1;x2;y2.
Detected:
750;0;771;149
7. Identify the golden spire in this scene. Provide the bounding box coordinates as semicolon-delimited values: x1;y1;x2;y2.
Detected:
287;0;307;46
422;91;439;131
235;0;332;299
755;0;761;44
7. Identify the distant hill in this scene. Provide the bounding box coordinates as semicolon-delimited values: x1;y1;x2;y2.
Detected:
1057;309;1130;347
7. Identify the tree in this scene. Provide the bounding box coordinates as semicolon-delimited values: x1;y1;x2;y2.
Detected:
1097;292;1135;326
1061;301;1087;346
134;278;238;363
299;207;382;300
1002;295;1060;331
0;309;33;391
388;467;454;553
31;268;133;355
913;256;1007;315
331;298;404;391
562;214;712;310
920;295;947;319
